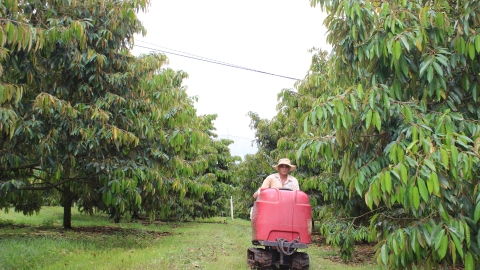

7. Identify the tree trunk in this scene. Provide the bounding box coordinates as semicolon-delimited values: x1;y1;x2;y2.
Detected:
114;215;120;223
63;186;73;229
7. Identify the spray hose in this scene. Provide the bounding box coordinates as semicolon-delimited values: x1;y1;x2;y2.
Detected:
276;237;299;256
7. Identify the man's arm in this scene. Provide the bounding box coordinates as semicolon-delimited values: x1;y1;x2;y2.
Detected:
291;176;300;191
253;176;272;198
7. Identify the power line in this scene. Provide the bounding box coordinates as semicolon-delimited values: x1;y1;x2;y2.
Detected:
218;134;255;140
134;42;301;81
137;40;250;70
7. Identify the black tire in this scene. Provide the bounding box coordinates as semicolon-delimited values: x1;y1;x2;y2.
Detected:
247;247;273;269
291;252;309;270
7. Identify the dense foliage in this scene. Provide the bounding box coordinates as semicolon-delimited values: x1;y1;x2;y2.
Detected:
0;0;236;228
239;0;480;269
296;0;480;268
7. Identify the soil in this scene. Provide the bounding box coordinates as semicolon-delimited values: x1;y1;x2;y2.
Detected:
310;232;464;269
310;232;376;266
68;226;171;239
1;224;170;240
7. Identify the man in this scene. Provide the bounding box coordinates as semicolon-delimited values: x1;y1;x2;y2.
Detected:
253;158;300;199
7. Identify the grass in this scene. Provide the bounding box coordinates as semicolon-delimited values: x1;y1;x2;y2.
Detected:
0;207;378;269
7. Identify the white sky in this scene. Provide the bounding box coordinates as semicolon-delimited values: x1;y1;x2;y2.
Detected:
133;0;330;159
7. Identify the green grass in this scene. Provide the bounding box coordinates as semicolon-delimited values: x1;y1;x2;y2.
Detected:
0;207;378;269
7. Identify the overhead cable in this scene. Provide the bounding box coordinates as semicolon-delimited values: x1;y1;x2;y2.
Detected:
134;41;301;81
137;40;250;70
218;134;255;140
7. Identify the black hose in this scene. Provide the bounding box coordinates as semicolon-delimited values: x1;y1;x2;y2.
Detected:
276;237;299;256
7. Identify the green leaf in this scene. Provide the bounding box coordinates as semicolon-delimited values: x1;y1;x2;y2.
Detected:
389;143;397;163
450;233;464;259
407;140;418;151
397;146;404;162
357;84;364;99
350;94;357;110
435;54;449;67
426;174;434;194
366;190;373;209
394;80;402;100
475;35;480;53
369;91;375;109
400;55;409;77
432;61;443;76
372;180;380;206
296;142;306;161
413;187;420;210
424;159;436;172
477;228;480;250
427;66;434;82
431;172;440;195
399;35;410;52
7;22;15;43
451;144;458;167
468;43;475;60
474;201;480;223
384;172;392;194
419;57;431;77
440;148;449;169
437;233;448;259
411;227;418;250
374;110;381;131
107;191;112;205
392;237;399;255
393;40;402;60
465;223;470;247
303;117;309;134
336;100;345;116
355;175;363;196
465;252;474;270
400;163;408;184
310;110;317;126
433;226;445;251
435;12;444;27
366;109;373;128
417;178;429;202
438;204;450;221
417;227;426;248
380;244;388;265
316;106;323;120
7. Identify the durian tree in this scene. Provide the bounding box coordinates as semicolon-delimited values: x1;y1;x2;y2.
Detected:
293;0;480;268
0;0;214;228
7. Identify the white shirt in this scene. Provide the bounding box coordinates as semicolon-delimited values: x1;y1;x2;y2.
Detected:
257;173;300;192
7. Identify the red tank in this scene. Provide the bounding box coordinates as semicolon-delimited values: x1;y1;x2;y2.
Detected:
251;188;312;245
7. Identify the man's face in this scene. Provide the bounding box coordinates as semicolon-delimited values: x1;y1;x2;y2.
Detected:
278;165;290;175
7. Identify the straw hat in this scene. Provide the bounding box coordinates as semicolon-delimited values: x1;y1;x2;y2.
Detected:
272;158;297;172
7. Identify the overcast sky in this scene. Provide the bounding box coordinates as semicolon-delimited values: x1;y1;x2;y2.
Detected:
132;0;330;159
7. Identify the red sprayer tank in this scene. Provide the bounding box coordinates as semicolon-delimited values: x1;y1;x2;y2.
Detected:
251;188;311;245
248;188;312;269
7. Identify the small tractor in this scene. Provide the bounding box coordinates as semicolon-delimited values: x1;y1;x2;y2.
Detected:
248;188;312;269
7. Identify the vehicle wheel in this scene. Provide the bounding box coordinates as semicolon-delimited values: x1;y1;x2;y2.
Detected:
247;247;273;269
291;252;309;270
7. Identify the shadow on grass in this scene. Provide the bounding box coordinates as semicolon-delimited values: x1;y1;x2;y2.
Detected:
0;223;171;243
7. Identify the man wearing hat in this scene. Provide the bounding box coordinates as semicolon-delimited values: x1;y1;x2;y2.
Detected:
253;158;300;199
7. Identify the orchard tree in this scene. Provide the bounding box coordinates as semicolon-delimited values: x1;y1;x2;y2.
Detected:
294;0;480;268
139;114;240;221
0;0;211;228
238;50;369;256
190;136;240;220
278;49;371;259
234;151;273;219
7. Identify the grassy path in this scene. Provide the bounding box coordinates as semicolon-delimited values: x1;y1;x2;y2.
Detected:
0;207;376;269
